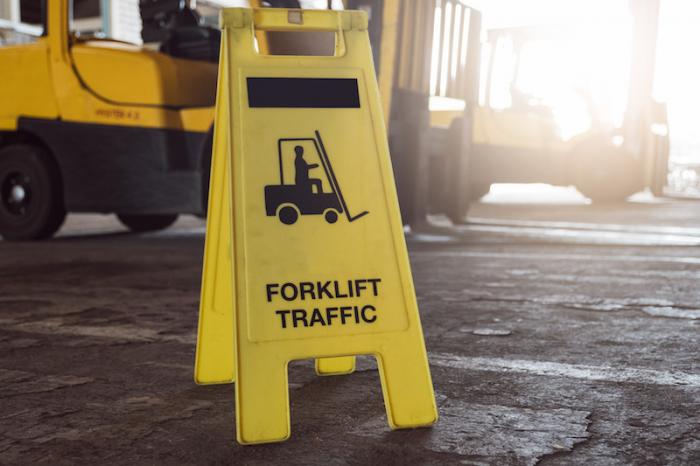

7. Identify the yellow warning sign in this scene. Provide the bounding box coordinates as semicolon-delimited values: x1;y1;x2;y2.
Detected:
195;7;437;444
194;33;355;382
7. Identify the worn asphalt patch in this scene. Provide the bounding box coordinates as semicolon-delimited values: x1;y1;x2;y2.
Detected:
430;353;700;388
353;398;590;465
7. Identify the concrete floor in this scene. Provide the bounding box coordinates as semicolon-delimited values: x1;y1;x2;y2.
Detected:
1;190;699;465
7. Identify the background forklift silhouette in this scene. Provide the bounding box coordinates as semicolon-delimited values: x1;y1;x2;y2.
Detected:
265;131;369;226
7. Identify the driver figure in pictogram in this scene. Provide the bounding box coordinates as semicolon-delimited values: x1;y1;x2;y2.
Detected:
294;145;323;193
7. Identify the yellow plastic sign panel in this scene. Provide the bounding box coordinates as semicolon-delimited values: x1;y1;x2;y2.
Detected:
194;36;236;384
216;7;436;444
194;20;355;384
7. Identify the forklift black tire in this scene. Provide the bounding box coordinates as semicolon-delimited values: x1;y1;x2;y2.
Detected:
470;182;492;202
576;185;637;203
324;209;338;224
278;205;299;225
0;143;66;241
571;136;642;203
117;214;179;233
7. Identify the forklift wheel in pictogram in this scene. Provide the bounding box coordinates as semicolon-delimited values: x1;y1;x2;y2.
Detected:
324;209;339;224
277;204;300;225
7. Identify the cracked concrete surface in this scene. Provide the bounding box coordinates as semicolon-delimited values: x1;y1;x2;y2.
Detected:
1;200;700;465
353;397;590;465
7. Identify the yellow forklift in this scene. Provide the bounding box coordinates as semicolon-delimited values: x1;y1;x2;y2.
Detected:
465;21;669;205
354;0;669;224
0;0;218;239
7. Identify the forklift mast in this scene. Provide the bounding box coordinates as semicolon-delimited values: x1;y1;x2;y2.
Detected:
369;0;482;224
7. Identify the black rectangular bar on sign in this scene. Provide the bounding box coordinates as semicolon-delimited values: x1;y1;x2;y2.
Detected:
247;78;361;108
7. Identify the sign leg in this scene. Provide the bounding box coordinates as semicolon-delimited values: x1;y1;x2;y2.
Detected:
235;355;291;444
376;342;438;429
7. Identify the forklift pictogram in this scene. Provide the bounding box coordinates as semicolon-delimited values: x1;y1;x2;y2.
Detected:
264;131;369;225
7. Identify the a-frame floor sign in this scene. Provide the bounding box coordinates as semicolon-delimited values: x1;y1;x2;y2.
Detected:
195;29;355;385
195;8;437;445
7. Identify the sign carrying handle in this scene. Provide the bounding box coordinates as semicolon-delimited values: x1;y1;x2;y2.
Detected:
221;8;369;58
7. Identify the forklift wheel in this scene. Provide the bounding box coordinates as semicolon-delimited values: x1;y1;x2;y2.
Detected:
278;205;299;225
324;210;338;224
0;143;66;241
117;214;179;233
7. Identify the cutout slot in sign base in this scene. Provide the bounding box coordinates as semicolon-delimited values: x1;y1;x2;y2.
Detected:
195;7;437;445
